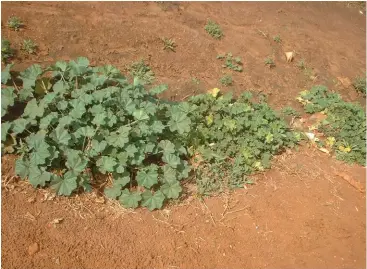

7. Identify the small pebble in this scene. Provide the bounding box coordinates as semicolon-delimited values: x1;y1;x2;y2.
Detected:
28;243;39;256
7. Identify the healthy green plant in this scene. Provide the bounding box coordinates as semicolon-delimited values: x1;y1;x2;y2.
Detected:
264;57;275;68
1;58;191;210
1;59;302;208
7;16;23;31
129;60;155;85
273;35;282;43
219;74;233;86
161;38;176;52
22;39;38;54
204;20;223;39
184;88;301;194
297;85;366;165
281;106;301;118
1;39;14;63
352;75;366;94
217;53;243;72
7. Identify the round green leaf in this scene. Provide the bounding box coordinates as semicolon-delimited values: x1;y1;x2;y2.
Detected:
141;190;165;211
15;159;31;179
119;190;142;209
136;170;158;188
104;184;122;199
161;181;182;199
96;156;117;173
54;126;71;145
50;171;78;196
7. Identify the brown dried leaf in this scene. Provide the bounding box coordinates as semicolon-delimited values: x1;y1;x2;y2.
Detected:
27;197;36;203
318;147;330;154
285;51;294;62
24;212;36;222
50;218;64;224
337;77;352;88
95;196;105;204
336;172;365;193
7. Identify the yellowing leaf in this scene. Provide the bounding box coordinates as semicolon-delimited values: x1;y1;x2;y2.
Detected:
206;113;214;126
35;77;52;95
318;148;330;154
253;161;264;171
339;145;351;153
299;90;310;96
207;88;220;97
326;137;336;147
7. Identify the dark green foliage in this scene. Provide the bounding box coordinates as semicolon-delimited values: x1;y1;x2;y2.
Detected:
1;59;189;210
1;59;303;208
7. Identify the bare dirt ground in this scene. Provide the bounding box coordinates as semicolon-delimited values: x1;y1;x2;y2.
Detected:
1;2;366;269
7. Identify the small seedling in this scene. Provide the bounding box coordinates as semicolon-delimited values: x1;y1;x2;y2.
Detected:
1;39;14;63
204;20;223;39
191;77;200;86
273;35;282;43
217;53;243;72
22;39;38;54
264;57;275;68
352;75;366;94
190;77;201;94
161;38;176;52
297;59;306;70
220;74;233;86
7;16;23;31
129;59;155;85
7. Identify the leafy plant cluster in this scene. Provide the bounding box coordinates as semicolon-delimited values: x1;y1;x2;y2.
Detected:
297;85;366;165
129;60;155;85
22;39;38;55
1;58;302;209
219;74;233;86
2;16;39;63
353;75;366;94
184;88;301;194
1;58;191;210
1;39;14;63
204;20;223;39
264;57;275;68
7;16;23;31
217;53;243;72
281;106;301;118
